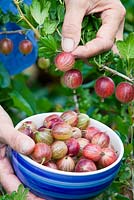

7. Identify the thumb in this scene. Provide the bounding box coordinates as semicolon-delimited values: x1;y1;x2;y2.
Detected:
2;125;35;155
62;1;85;52
0;106;35;155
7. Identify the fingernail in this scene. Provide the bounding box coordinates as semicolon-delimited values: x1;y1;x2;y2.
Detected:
21;139;35;154
62;37;74;52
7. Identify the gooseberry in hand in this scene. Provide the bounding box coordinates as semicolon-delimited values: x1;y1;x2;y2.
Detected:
95;76;115;98
0;38;13;55
63;69;83;89
19;39;33;55
115;82;134;103
54;52;75;71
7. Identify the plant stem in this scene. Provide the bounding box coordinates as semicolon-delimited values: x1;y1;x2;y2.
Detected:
13;0;40;39
73;89;80;113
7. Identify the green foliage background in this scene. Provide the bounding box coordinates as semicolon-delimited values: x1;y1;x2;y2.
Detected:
0;0;134;199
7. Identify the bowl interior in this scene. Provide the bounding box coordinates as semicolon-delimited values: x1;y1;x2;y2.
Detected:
15;112;124;176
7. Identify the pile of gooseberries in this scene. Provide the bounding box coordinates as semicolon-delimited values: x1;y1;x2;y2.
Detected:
18;111;118;172
55;52;134;103
0;37;33;55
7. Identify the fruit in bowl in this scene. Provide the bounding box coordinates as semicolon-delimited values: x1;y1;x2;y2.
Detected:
11;112;124;200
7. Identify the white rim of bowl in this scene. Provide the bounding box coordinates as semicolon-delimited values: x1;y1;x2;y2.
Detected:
14;113;124;176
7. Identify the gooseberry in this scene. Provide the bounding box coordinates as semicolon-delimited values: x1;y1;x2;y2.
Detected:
0;38;13;55
63;69;83;89
115;82;134;103
95;76;115;98
75;158;97;172
54;52;75;71
19;39;33;55
82;143;102;162
60;110;78;127
98;147;118;167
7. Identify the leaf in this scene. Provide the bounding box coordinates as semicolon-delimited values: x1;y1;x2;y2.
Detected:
0;184;28;200
30;0;51;25
0;62;11;88
36;98;52;112
57;4;65;23
116;32;134;59
43;19;57;35
114;193;130;200
11;75;37;114
9;90;34;116
38;35;58;58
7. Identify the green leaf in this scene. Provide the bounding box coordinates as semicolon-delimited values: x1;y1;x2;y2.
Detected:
30;0;51;25
114;193;130;200
11;75;37;114
36;98;52;112
0;62;11;88
9;90;34;116
0;184;28;200
43;19;57;35
38;35;58;58
57;5;65;23
116;32;134;59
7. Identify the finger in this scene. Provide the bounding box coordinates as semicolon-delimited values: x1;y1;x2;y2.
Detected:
61;0;87;52
112;19;125;54
0;106;35;155
0;105;13;126
72;4;126;58
0;124;35;155
0;145;6;159
0;158;44;200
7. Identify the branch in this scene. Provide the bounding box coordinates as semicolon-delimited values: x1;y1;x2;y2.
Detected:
102;65;134;83
13;0;40;39
0;30;26;35
83;59;134;84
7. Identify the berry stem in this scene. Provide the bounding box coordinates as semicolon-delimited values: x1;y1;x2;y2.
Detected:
73;89;80;113
13;0;40;39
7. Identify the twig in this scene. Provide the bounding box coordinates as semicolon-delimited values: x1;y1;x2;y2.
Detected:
102;65;134;83
13;0;40;39
0;30;26;35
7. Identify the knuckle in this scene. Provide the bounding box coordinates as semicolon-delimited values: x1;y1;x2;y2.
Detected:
120;5;126;19
101;38;113;51
114;2;126;20
62;23;81;37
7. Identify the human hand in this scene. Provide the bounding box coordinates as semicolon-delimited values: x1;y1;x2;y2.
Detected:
0;106;44;199
61;0;126;58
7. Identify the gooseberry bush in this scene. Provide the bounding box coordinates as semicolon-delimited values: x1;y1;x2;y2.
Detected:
0;0;134;199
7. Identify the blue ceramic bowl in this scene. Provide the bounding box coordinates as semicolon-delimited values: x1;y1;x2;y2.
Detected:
11;113;124;200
